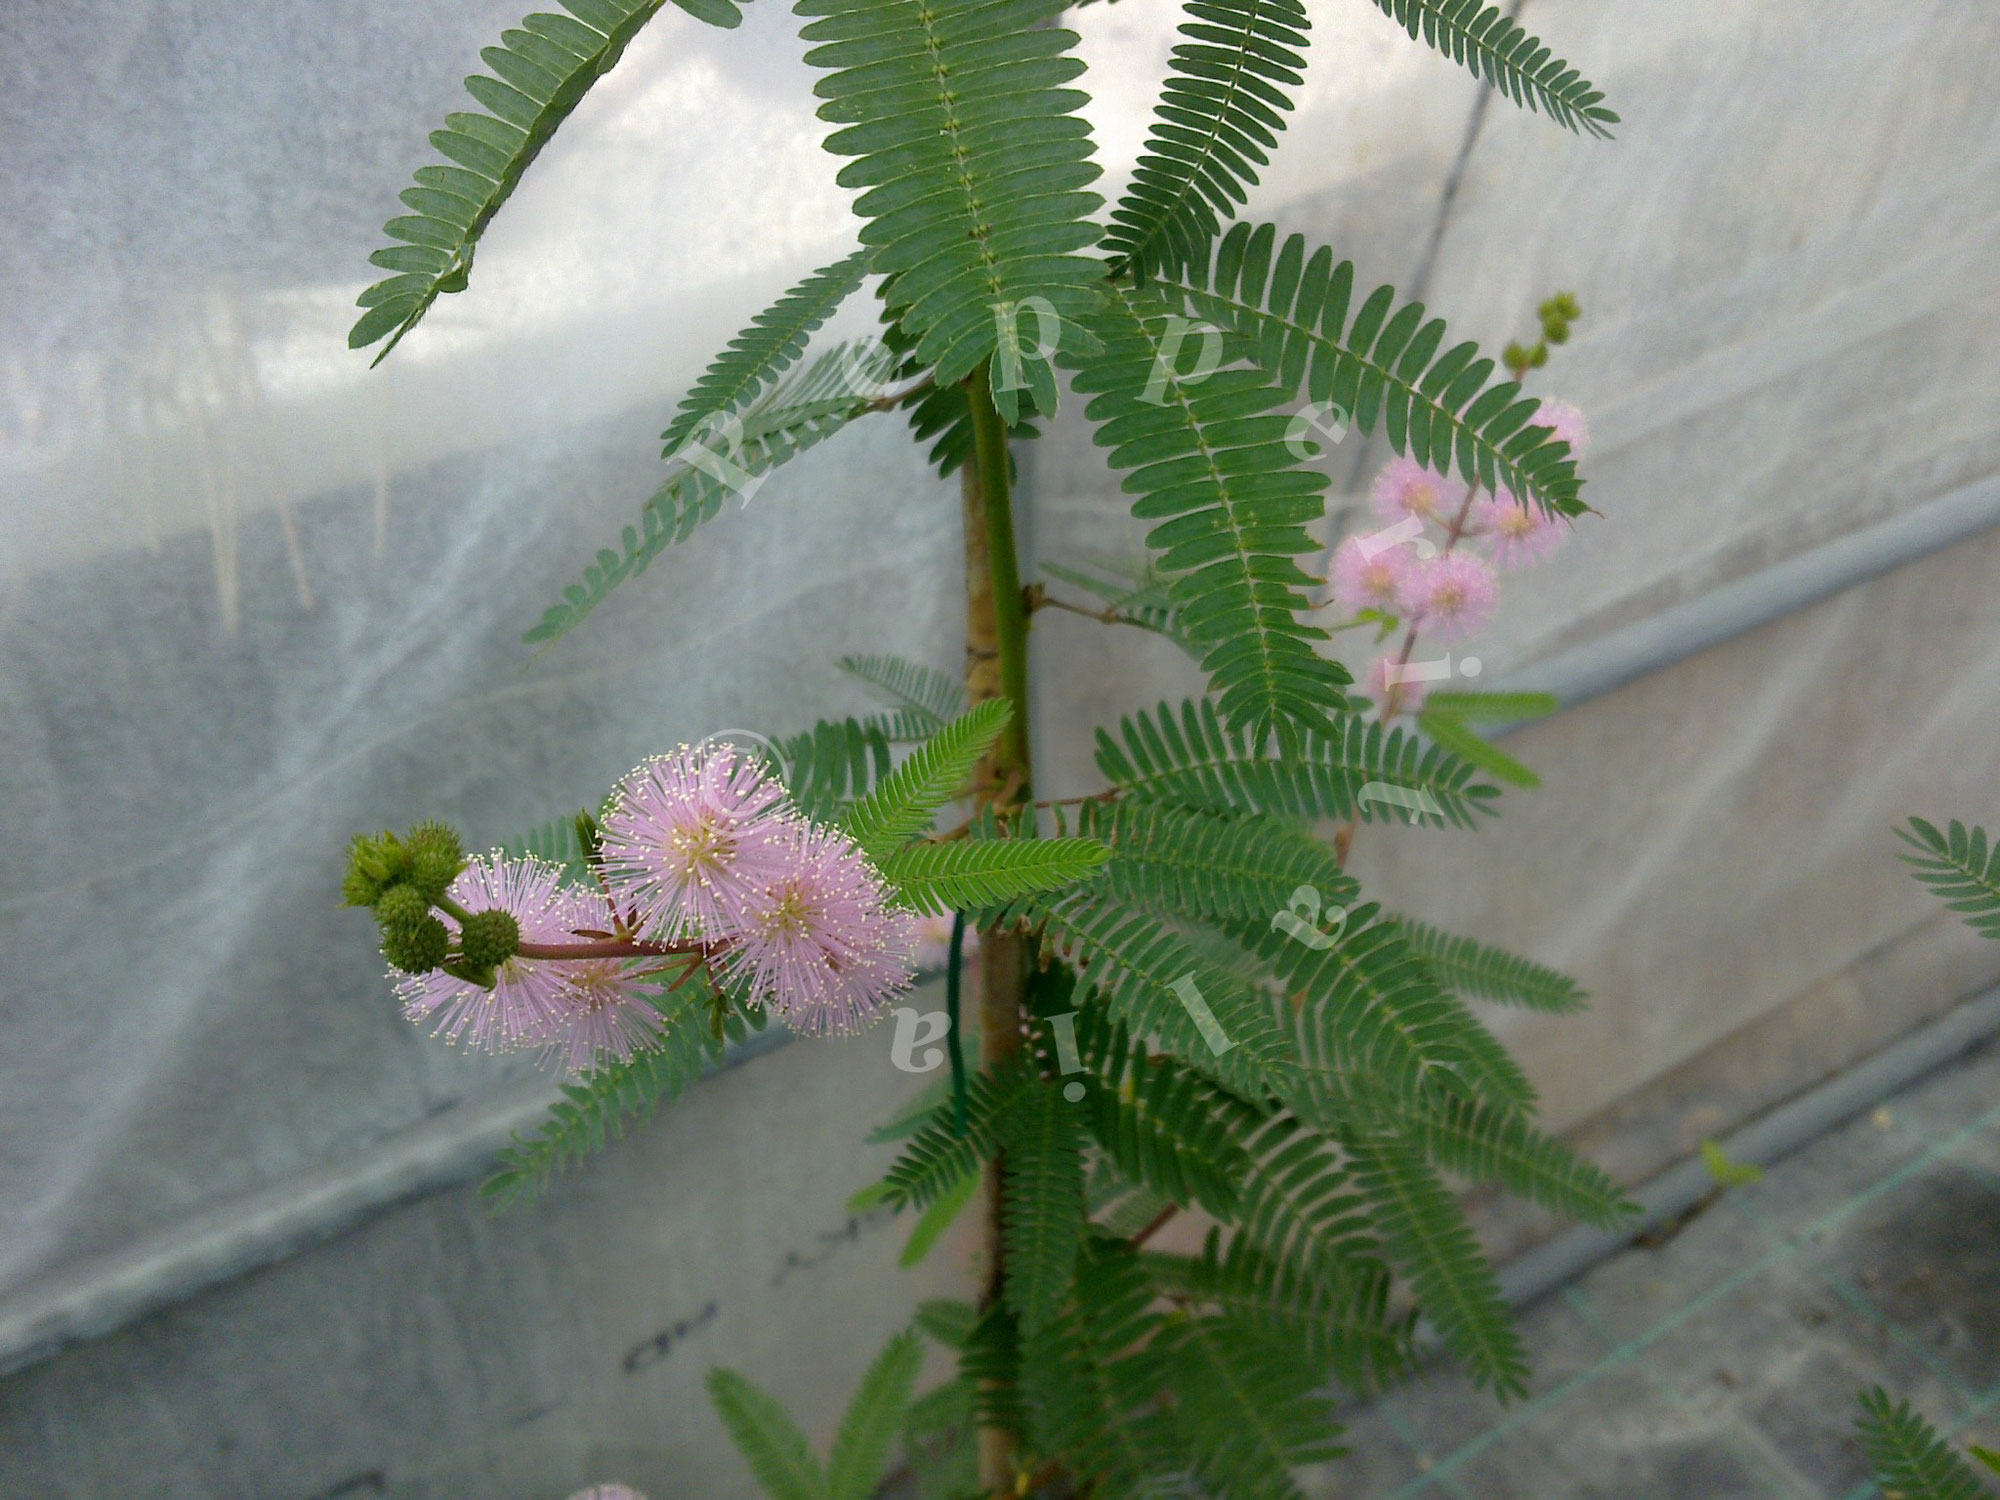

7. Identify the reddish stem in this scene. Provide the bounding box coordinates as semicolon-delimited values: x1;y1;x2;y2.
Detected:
513;937;707;961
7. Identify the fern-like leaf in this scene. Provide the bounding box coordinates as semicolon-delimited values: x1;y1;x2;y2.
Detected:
352;0;737;362
1365;0;1617;138
707;1366;831;1500
481;988;716;1207
1016;888;1295;1096
881;1060;1028;1210
1856;1388;1992;1500
826;1330;926;1500
1098;697;1498;829
879;835;1110;916
1018;1238;1183;1491
1899;817;2000;940
1418;706;1540;788
796;0;1108;415
842;700;1011;858
1159;223;1584;516
1076;798;1358;926
1394;917;1587;1013
1104;0;1311;284
1070;285;1348;742
525;340;898;645
1411;1094;1634;1230
661;250;873;458
1083;1020;1251;1218
837;653;967;732
778;716;896;823
1151;1314;1342;1496
1147;1228;1414;1393
1344;1128;1527;1396
998;1081;1087;1334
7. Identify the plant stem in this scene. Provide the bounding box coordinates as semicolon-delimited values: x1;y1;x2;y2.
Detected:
962;365;1033;1497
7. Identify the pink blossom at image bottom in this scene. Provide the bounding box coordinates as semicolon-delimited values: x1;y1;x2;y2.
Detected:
565;1487;648;1500
1474;489;1567;569
1371;455;1467;525
598;743;800;942
1328;534;1415;612
396;854;586;1052
1396;551;1499;642
724;822;918;1036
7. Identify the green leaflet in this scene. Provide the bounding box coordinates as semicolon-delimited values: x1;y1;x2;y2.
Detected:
998;1081;1087;1334
1097;697;1498;830
1855;1388;1993;1500
1074;798;1358;926
1151;1313;1344;1495
842;700;1011;859
1145;1227;1415;1394
837;653;966;732
1364;0;1617;138
1105;0;1312;285
795;0;1108;413
708;1367;830;1500
352;0;738;362
1158;222;1586;517
660;250;873;458
525;340;897;646
1083;1020;1250;1218
879;836;1110;916
1343;1128;1528;1398
1418;707;1541;789
1393;916;1589;1013
480;986;721;1208
1069;285;1349;742
779;716;895;823
825;1331;926;1500
898;1168;978;1267
1411;1093;1635;1231
1899;817;2000;940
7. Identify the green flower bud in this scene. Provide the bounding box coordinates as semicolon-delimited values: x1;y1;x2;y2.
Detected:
1530;345;1549;368
404;821;467;902
458;909;521;968
383;914;450;974
1543;316;1570;345
342;864;384;909
342;831;410;906
1555;291;1581;319
374;884;431;937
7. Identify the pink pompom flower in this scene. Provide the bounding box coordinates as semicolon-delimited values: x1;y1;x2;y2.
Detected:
1533;398;1589;456
565;1488;648;1500
599;745;800;941
1397;552;1499;642
397;854;583;1052
1328;534;1415;613
724;822;918;1036
1474;488;1567;569
1371;456;1467;526
534;887;668;1075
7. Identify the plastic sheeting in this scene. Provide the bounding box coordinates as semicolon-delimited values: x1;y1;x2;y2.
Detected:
5;0;2000;1493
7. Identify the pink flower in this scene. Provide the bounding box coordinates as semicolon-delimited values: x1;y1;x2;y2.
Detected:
1474;488;1567;569
599;745;799;941
724;822;918;1036
1532;399;1589;456
535;887;667;1075
397;854;582;1052
1365;654;1431;716
1328;534;1415;613
1397;552;1499;642
1371;456;1467;526
566;1488;647;1500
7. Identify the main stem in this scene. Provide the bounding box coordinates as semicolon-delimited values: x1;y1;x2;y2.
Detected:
963;365;1033;1497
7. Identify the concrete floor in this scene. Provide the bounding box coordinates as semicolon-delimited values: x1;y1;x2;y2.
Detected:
1303;1032;2000;1499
